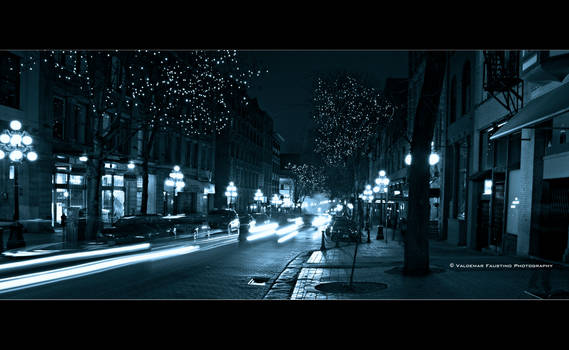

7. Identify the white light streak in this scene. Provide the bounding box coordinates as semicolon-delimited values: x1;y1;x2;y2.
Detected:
0;243;151;272
277;230;299;244
0;244;198;294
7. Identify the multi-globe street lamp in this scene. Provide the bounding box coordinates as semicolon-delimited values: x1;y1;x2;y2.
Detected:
225;181;237;209
254;189;263;213
361;184;374;243
0;120;38;249
270;193;282;213
375;170;390;240
0;120;38;222
164;165;185;214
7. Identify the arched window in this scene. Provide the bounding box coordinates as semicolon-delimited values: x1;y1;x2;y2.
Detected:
462;61;471;115
449;76;457;124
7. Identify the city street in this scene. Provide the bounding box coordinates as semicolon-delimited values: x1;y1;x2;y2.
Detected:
2;49;569;301
0;225;322;299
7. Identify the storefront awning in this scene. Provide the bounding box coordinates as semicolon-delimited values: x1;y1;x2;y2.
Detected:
490;81;569;140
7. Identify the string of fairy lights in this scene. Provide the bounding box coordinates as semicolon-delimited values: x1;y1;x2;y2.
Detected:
20;50;266;138
312;73;397;167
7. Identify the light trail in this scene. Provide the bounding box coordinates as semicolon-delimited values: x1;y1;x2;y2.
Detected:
277;230;299;244
0;244;199;294
248;222;278;233
0;243;151;273
275;223;301;236
246;228;277;241
246;222;280;241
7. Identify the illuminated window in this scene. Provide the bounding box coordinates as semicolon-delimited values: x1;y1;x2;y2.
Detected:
55;173;68;184
69;175;83;185
484;179;493;195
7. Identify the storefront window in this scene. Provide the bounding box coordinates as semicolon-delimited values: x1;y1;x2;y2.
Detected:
102;175;113;186
102;189;125;224
69;175;83;185
457;140;469;220
113;175;124;187
55;173;68;184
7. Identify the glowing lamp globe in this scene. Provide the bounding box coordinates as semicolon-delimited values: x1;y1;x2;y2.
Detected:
429;153;440;166
9;150;23;161
9;120;22;131
27;151;38;161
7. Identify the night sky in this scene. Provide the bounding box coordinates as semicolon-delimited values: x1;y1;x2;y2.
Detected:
240;50;409;153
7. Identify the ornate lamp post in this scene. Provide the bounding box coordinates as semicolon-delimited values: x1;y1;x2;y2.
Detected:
361;184;374;242
1;120;38;249
225;181;237;209
270;193;282;213
164;165;185;215
254;189;263;213
375;170;390;241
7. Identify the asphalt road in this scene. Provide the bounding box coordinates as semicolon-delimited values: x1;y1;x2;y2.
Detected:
0;226;322;299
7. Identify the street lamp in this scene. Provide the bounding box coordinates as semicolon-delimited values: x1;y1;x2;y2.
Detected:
0;120;38;249
0;120;38;221
404;151;440;166
164;165;185;214
254;189;263;213
225;181;237;209
271;193;282;213
375;170;390;240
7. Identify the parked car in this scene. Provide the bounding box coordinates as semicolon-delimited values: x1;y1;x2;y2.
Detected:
207;209;240;234
163;214;211;239
325;217;362;243
103;214;170;242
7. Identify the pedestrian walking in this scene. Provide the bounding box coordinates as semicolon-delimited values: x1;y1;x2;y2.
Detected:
60;212;67;228
365;220;371;243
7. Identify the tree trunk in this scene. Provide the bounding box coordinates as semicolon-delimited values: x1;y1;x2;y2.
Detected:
404;52;447;275
85;157;103;240
140;118;157;215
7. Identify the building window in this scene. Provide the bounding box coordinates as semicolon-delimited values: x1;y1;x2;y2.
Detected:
53;97;65;140
462;61;471;116
561;130;567;145
185;141;192;166
449;76;457;124
192;143;198;168
0;52;20;109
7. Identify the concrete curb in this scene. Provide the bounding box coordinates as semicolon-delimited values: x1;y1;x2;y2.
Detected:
263;250;314;300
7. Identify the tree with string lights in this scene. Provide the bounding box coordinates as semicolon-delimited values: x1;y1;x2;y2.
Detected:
286;163;327;214
311;71;395;221
124;50;264;214
34;50;264;239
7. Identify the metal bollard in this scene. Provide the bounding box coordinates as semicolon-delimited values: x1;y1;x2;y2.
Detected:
376;225;384;240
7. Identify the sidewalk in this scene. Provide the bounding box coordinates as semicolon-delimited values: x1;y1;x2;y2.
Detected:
278;225;569;300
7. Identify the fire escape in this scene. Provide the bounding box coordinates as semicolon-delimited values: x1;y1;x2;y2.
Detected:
483;51;524;118
481;51;525;254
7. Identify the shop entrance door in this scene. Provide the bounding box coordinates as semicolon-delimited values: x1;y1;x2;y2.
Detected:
540;178;569;261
